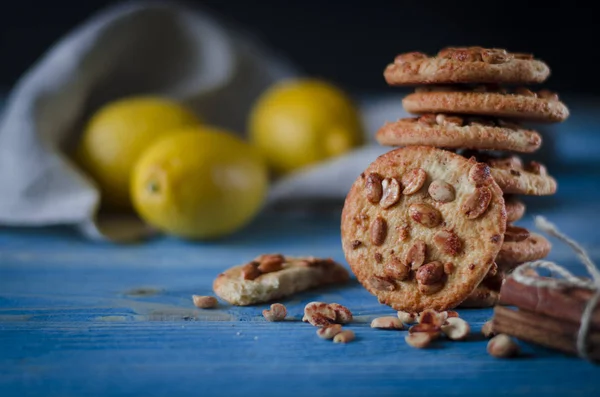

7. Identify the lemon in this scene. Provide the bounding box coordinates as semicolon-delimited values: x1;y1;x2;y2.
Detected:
74;96;201;210
249;78;364;175
131;127;268;240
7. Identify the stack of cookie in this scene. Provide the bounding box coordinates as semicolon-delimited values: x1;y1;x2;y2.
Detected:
341;47;568;312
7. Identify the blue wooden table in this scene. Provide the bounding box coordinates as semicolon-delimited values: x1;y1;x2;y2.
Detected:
2;96;600;396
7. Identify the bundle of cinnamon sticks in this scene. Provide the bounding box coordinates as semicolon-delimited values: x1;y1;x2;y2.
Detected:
492;276;600;361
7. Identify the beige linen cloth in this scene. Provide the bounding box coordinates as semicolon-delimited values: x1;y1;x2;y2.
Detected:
0;1;403;242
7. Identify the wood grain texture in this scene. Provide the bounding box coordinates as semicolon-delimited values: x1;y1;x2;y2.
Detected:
1;178;600;396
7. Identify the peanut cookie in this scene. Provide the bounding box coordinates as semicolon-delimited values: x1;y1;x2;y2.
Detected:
488;157;557;195
496;232;552;267
375;114;541;153
505;196;525;223
384;47;550;86
460;151;557;195
212;254;349;306
340;146;506;312
403;86;569;123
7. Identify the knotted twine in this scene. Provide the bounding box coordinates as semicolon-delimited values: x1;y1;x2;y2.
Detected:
510;216;600;361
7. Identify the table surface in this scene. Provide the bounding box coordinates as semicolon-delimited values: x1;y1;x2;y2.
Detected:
2;95;600;396
2;190;600;396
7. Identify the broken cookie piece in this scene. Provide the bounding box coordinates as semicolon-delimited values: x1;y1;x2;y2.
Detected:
212;254;349;306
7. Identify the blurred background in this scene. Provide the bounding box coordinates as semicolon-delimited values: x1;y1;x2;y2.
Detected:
0;0;598;242
1;0;599;97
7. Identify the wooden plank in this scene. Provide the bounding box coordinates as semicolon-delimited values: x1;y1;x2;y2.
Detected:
1;195;600;396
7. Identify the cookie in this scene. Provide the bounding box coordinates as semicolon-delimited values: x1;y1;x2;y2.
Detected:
488;157;557;195
460;151;557;195
375;114;542;153
458;284;499;308
496;232;552;267
340;146;506;312
403;86;569;123
384;47;550;86
212;254;349;306
458;266;504;308
505;196;526;223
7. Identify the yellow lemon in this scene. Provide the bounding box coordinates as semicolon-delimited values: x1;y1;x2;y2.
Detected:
74;96;201;210
249;78;364;175
131;127;268;240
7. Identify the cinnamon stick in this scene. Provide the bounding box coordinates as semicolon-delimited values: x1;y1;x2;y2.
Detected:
492;305;600;361
498;277;600;331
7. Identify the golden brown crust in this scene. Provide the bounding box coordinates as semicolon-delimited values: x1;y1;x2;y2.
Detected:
375;115;542;153
488;159;557;195
460;152;557;195
505;197;526;223
384;47;550;86
212;256;349;306
403;91;569;123
496;232;552;267
340;146;506;312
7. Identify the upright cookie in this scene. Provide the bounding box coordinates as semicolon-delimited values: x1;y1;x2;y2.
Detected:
384;47;550;86
213;254;349;306
375;114;542;153
403;86;569;123
341;146;506;312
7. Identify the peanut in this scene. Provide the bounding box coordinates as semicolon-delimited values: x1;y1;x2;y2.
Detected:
365;173;383;203
192;295;218;309
514;87;537;97
397;311;418;324
405;240;426;270
329;303;353;324
461;186;492;219
468;163;491;186
441;317;470;340
241;261;262;280
384;258;410;281
370;316;404;330
317;324;343;340
481;320;496;338
303;302;336;327
504;225;530;242
257;254;285;273
481;48;512;64
428;180;455;203
333;330;356;343
405;332;433;348
409;203;442;228
367;275;396;291
401;168;427;195
370;217;388;246
380;177;401;209
262;303;287;322
416;261;444;286
435;114;463;127
487;334;520;358
433;230;462;256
